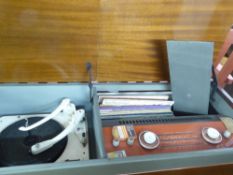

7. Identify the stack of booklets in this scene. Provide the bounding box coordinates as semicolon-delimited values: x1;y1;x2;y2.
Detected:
98;92;174;117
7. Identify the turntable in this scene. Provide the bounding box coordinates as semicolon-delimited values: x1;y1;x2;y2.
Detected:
0;99;89;166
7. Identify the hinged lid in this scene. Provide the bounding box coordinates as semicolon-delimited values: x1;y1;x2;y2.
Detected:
167;40;214;114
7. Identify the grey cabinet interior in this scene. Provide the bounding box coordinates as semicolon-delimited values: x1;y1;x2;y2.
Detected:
0;82;232;175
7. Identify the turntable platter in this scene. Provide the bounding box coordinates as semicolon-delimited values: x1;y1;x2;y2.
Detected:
0;117;67;166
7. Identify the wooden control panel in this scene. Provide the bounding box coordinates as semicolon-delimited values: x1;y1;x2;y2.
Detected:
103;120;233;156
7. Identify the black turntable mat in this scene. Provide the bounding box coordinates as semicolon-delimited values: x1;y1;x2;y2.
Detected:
0;117;67;166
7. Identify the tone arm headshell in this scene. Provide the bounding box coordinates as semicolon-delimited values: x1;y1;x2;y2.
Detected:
18;98;85;155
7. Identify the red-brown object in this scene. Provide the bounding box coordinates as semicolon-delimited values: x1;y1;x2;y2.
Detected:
103;121;233;157
215;28;233;88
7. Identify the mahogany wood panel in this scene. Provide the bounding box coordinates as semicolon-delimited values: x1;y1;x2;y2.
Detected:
0;0;233;82
138;164;233;175
103;121;231;156
0;1;98;82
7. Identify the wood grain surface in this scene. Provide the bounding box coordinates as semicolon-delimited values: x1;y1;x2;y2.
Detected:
138;164;233;175
0;0;233;82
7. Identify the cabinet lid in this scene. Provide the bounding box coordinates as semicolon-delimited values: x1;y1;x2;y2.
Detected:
167;40;214;114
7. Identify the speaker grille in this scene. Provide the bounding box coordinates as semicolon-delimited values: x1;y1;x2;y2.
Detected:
102;115;220;127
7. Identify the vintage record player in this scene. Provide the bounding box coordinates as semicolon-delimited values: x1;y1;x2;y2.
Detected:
0;98;89;167
0;35;232;175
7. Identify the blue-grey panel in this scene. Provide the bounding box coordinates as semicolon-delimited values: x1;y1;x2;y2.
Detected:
167;41;213;114
211;91;233;117
0;84;90;116
94;82;170;92
0;83;169;116
2;148;233;175
92;88;106;158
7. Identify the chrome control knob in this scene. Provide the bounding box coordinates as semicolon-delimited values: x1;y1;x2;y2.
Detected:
223;130;231;139
139;131;160;149
202;127;222;144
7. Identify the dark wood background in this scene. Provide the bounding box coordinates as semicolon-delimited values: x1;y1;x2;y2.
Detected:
0;0;233;82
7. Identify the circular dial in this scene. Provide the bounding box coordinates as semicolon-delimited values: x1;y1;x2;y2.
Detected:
144;131;156;144
201;127;222;144
207;128;220;139
139;131;160;150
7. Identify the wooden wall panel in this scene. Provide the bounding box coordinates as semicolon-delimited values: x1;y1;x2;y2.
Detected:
139;164;233;175
0;0;232;82
97;0;232;81
0;0;99;82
